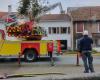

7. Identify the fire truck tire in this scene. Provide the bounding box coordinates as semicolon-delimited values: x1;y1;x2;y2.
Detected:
24;49;37;62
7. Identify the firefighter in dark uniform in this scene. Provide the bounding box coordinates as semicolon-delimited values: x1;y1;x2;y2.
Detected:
78;30;95;73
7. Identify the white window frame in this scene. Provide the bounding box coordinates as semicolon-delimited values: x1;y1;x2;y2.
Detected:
68;27;70;34
76;23;84;33
48;27;52;34
57;27;60;34
59;27;61;34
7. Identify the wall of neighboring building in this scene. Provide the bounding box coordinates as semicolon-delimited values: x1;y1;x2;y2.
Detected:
73;21;100;49
67;6;100;50
39;21;71;50
84;22;99;34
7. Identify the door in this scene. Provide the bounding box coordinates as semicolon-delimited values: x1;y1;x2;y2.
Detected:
60;40;67;50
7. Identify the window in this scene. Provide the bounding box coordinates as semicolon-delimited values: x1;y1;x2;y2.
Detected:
48;27;69;34
68;27;70;34
61;27;67;34
49;27;52;34
76;23;84;33
52;27;57;34
49;27;59;34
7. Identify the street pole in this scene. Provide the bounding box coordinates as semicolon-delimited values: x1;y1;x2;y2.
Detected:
76;52;80;66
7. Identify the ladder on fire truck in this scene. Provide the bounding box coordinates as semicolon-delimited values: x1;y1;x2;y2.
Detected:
41;2;65;15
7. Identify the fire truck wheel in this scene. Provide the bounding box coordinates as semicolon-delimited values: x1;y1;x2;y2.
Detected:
24;50;36;62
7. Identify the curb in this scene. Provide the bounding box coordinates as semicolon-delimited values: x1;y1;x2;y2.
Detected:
1;73;100;80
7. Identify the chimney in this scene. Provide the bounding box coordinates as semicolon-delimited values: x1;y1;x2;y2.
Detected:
8;5;12;14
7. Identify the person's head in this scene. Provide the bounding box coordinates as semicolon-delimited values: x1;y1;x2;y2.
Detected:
83;30;89;36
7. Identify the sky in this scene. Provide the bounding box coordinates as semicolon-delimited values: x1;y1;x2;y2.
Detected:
0;0;100;13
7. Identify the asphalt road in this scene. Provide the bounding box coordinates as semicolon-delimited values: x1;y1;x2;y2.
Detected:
0;55;100;80
0;55;100;65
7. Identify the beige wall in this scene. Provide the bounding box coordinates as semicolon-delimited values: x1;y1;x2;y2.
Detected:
91;22;98;33
73;22;99;49
84;22;98;34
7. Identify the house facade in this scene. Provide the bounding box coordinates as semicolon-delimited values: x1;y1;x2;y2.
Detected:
39;14;72;50
68;6;100;50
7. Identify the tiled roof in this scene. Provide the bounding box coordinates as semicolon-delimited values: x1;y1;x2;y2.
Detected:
0;12;8;19
0;12;71;22
40;14;71;21
0;12;17;19
68;6;100;21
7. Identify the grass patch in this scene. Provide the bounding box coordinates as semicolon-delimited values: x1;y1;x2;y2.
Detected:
64;50;99;54
63;50;77;54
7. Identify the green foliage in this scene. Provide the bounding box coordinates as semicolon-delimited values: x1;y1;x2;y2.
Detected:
92;49;97;54
64;50;77;54
31;0;42;19
18;0;42;21
18;0;30;15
